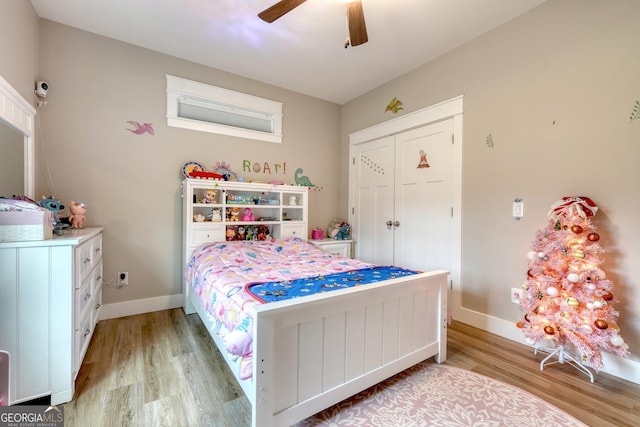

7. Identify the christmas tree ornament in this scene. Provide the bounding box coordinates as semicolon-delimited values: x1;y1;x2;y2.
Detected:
571;225;584;234
566;297;579;307
567;273;580;283
610;335;624;347
517;196;629;381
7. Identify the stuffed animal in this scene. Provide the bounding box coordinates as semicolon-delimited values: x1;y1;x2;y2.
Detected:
208;208;222;222
335;223;351;240
39;196;65;226
68;201;87;229
226;227;236;241
257;224;270;241
228;207;240;221
241;208;254;222
327;218;350;240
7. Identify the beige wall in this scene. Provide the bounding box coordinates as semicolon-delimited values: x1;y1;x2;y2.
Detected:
342;0;640;360
36;20;342;305
0;0;39;103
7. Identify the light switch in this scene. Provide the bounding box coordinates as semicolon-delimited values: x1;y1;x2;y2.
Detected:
513;199;524;219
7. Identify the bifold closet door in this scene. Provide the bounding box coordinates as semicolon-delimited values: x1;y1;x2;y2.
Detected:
351;135;395;265
394;119;454;272
351;119;454;271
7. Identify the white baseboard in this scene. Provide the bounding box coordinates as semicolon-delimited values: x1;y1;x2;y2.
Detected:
99;294;183;321
454;306;640;385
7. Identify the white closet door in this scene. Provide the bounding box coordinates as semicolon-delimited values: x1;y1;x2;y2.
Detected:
394;119;454;271
351;136;395;265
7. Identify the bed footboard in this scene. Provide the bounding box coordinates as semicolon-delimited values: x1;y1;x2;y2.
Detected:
252;269;449;427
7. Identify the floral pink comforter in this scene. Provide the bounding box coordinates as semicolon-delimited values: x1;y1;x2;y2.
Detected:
185;238;373;379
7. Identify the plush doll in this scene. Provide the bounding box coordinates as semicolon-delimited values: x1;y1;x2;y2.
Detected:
68;201;87;229
335;223;351;240
200;189;217;204
257;224;270;241
193;213;205;222
241;208;254;222
208;208;222;222
39;196;67;229
226;227;236;241
229;207;240;221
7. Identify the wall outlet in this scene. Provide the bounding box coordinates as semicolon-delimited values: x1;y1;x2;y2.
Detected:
510;287;523;304
118;272;129;286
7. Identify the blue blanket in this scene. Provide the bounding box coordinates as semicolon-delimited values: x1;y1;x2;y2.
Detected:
245;266;419;303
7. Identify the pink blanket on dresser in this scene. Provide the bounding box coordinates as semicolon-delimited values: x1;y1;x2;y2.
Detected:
185;238;373;379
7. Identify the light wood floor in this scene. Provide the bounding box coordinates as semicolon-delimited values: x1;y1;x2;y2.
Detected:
63;309;640;427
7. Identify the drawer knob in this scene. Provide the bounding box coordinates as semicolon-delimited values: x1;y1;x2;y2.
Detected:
84;257;91;264
95;303;101;310
84;292;92;301
95;248;101;254
84;329;91;337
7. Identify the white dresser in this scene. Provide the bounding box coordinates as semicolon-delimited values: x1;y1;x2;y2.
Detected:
0;227;103;405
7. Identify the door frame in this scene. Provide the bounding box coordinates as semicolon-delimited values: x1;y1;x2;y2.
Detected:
348;95;463;315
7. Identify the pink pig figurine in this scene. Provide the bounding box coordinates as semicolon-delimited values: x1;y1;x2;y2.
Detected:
241;208;254;222
69;201;87;229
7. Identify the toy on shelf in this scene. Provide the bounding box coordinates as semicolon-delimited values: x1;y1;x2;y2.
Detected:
242;208;254;222
193;213;205;222
68;201;87;229
208;208;222;222
227;207;240;221
200;189;217;204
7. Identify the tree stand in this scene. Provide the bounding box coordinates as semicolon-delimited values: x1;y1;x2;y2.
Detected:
535;345;595;383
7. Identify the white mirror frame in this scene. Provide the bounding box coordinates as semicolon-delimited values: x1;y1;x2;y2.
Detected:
0;74;36;199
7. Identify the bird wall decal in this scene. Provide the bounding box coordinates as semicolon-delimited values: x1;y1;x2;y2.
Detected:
126;121;154;135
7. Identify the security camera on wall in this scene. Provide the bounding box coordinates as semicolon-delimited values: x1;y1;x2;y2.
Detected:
35;81;49;98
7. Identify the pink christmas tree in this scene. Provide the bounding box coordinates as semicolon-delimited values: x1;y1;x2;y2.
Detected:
517;197;629;373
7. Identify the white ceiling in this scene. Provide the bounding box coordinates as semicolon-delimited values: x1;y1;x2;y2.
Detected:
30;0;546;105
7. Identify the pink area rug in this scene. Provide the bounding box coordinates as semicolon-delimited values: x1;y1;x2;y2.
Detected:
297;362;587;426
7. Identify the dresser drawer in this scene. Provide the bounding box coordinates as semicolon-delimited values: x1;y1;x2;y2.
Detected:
191;225;225;246
76;234;103;284
74;313;93;374
75;274;94;330
280;223;307;239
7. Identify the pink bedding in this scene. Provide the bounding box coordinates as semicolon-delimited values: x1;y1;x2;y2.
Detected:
185;238;373;379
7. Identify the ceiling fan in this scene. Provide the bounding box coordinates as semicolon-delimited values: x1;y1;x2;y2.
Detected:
259;0;368;47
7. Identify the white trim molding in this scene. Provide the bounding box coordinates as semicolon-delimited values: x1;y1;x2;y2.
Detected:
99;294;183;321
0;74;36;198
166;74;283;143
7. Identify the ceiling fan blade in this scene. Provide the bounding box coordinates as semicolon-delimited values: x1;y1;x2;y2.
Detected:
259;0;308;23
347;0;368;46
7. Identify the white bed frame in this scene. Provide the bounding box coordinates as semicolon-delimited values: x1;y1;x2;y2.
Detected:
184;269;449;427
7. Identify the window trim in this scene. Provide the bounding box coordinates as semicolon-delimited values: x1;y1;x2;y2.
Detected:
166;75;283;143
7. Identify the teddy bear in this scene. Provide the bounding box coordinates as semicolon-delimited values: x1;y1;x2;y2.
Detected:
68;201;87;229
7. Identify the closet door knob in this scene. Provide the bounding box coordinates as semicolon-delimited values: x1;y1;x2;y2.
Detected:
386;220;393;229
393;221;400;227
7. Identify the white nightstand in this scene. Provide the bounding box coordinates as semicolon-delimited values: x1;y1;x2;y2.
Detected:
310;238;353;258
